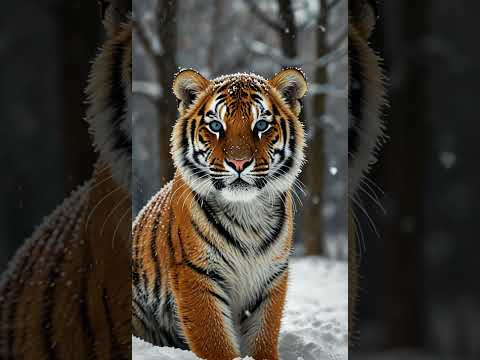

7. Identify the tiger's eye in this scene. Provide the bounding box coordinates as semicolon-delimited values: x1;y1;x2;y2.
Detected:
209;120;223;132
255;120;269;132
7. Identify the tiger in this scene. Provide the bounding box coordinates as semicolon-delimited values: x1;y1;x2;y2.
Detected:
0;2;132;359
132;68;308;360
348;0;387;342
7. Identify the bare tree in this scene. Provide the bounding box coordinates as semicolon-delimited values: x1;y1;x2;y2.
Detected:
300;0;329;255
376;0;429;348
134;0;177;184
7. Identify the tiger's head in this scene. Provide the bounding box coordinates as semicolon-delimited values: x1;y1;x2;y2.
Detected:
349;0;386;196
171;69;307;203
86;1;132;190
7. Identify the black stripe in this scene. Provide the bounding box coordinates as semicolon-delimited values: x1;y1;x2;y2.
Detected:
132;298;150;322
181;119;189;150
195;195;248;255
157;327;177;347
102;288;125;359
280;118;288;156
109;40;131;155
207;290;230;307
79;260;98;360
183;259;226;284
180;119;209;178
241;294;267;323
132;312;150;337
251;93;263;103
214;98;225;113
142;272;150;303
190;120;197;148
216;82;230;93
166;210;176;264
190;218;236;273
271;119;296;178
150;209;162;312
267;262;289;287
258;193;287;253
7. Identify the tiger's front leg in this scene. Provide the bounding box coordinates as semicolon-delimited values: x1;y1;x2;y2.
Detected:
174;262;240;360
241;270;288;360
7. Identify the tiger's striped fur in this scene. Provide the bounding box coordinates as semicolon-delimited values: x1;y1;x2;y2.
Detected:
132;69;308;360
348;0;386;341
0;5;132;359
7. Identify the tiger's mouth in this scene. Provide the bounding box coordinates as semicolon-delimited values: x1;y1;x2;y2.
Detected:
229;178;250;189
219;177;260;202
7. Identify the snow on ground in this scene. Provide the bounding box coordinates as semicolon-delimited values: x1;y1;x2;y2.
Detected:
133;257;347;360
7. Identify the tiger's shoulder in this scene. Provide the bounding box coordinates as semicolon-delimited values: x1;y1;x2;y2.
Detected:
133;180;174;237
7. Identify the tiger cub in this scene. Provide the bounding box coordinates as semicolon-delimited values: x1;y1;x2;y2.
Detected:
0;4;132;359
132;69;307;360
348;0;386;340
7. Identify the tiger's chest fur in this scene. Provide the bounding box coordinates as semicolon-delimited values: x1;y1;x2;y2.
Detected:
191;190;292;315
132;173;294;351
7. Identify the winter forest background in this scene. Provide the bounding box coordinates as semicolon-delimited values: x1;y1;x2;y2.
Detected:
132;0;348;259
0;1;101;272
353;1;480;359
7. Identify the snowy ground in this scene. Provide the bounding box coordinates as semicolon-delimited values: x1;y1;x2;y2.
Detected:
133;257;348;360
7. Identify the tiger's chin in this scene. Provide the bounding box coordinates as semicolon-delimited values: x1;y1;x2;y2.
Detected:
220;186;259;202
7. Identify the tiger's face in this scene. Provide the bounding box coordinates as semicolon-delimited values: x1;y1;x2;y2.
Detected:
171;69;307;203
349;0;385;196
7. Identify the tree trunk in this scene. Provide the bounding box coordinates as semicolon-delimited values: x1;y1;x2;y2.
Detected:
155;0;178;184
301;0;327;255
208;0;225;75
377;0;429;348
278;0;298;58
58;1;100;190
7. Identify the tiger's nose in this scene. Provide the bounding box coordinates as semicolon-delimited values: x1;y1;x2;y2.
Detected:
225;157;252;173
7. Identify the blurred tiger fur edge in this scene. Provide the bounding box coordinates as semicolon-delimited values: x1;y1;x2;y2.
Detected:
0;2;132;359
348;0;387;343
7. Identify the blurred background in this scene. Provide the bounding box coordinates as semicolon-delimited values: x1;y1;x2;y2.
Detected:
353;1;480;359
0;1;101;272
132;0;348;258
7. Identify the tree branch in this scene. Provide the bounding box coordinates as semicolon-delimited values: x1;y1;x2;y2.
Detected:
132;18;162;69
243;0;283;32
240;37;345;69
327;0;344;11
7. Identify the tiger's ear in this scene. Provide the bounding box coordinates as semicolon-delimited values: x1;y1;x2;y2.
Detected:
100;0;131;37
349;0;378;39
269;68;308;116
173;69;210;114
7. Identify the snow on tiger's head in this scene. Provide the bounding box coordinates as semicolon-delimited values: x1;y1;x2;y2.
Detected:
85;6;132;191
170;69;308;203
